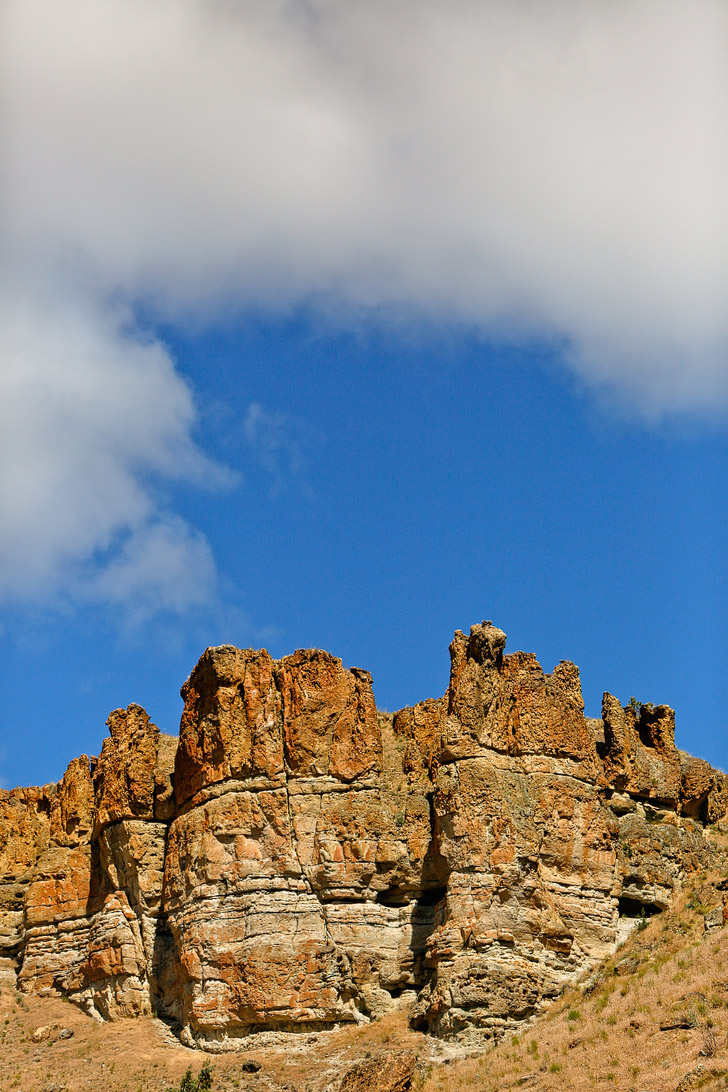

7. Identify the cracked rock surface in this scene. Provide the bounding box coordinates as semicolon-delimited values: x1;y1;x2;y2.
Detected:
0;622;724;1044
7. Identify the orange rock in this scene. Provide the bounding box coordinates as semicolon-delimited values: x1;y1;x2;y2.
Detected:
680;753;728;823
50;757;94;847
602;694;681;807
176;647;284;805
443;623;597;772
94;705;160;831
278;651;381;781
0;785;52;882
339;1049;418;1092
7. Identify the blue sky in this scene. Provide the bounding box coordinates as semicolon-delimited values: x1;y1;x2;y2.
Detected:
1;1;726;788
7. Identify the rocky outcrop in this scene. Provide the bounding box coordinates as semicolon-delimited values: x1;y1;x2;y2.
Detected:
679;753;728;824
405;625;616;1038
1;623;724;1047
15;708;177;1022
602;694;682;808
0;785;53;965
165;647;443;1047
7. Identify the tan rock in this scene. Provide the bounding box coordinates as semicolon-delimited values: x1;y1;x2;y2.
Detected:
22;843;95;930
680;753;728;824
278;651;381;782
0;786;52;881
338;1049;418;1092
154;733;177;821
602;694;681;808
616;808;710;911
50;757;94;847
392;698;445;788
164;648;436;1043
680;753;714;818
16;705;175;1019
77;891;151;1018
31;1023;59;1043
18;842;96;995
443;623;597;777
0;785;52;956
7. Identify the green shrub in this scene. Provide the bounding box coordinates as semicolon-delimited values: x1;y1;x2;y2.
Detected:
166;1062;214;1092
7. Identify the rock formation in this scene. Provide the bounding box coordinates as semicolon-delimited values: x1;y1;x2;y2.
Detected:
0;623;724;1047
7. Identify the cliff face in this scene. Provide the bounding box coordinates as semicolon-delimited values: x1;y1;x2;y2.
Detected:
1;623;725;1048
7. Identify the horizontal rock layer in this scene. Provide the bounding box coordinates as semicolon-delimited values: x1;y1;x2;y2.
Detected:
1;624;725;1045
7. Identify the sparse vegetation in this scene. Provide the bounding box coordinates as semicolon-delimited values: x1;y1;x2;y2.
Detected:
165;1062;214;1092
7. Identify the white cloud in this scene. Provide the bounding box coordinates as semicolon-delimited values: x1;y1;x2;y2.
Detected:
83;515;217;621
0;0;725;614
0;283;225;612
3;0;725;414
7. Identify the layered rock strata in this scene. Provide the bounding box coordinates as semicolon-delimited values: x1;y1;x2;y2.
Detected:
11;706;176;1021
0;624;724;1046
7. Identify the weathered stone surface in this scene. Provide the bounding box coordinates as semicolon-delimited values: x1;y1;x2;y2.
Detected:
615;807;710;911
97;817;169;996
0;785;52;956
13;707;174;1020
409;626;618;1037
279;652;381;782
154;733;178;822
76;891;151;1019
31;1023;59;1043
443;624;598;780
175;646;380;803
703;906;724;932
338;1049;417;1092
392;699;445;789
11;755;96;993
401;625;715;1039
602;694;682;808
0;786;52;880
176;647;284;805
680;752;728;824
164;650;437;1045
2;623;727;1047
18;842;95;994
51;758;94;847
94;705;162;831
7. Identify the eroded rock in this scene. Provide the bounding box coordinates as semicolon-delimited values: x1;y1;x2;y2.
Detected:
2;623;726;1045
338;1049;417;1092
602;694;681;808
